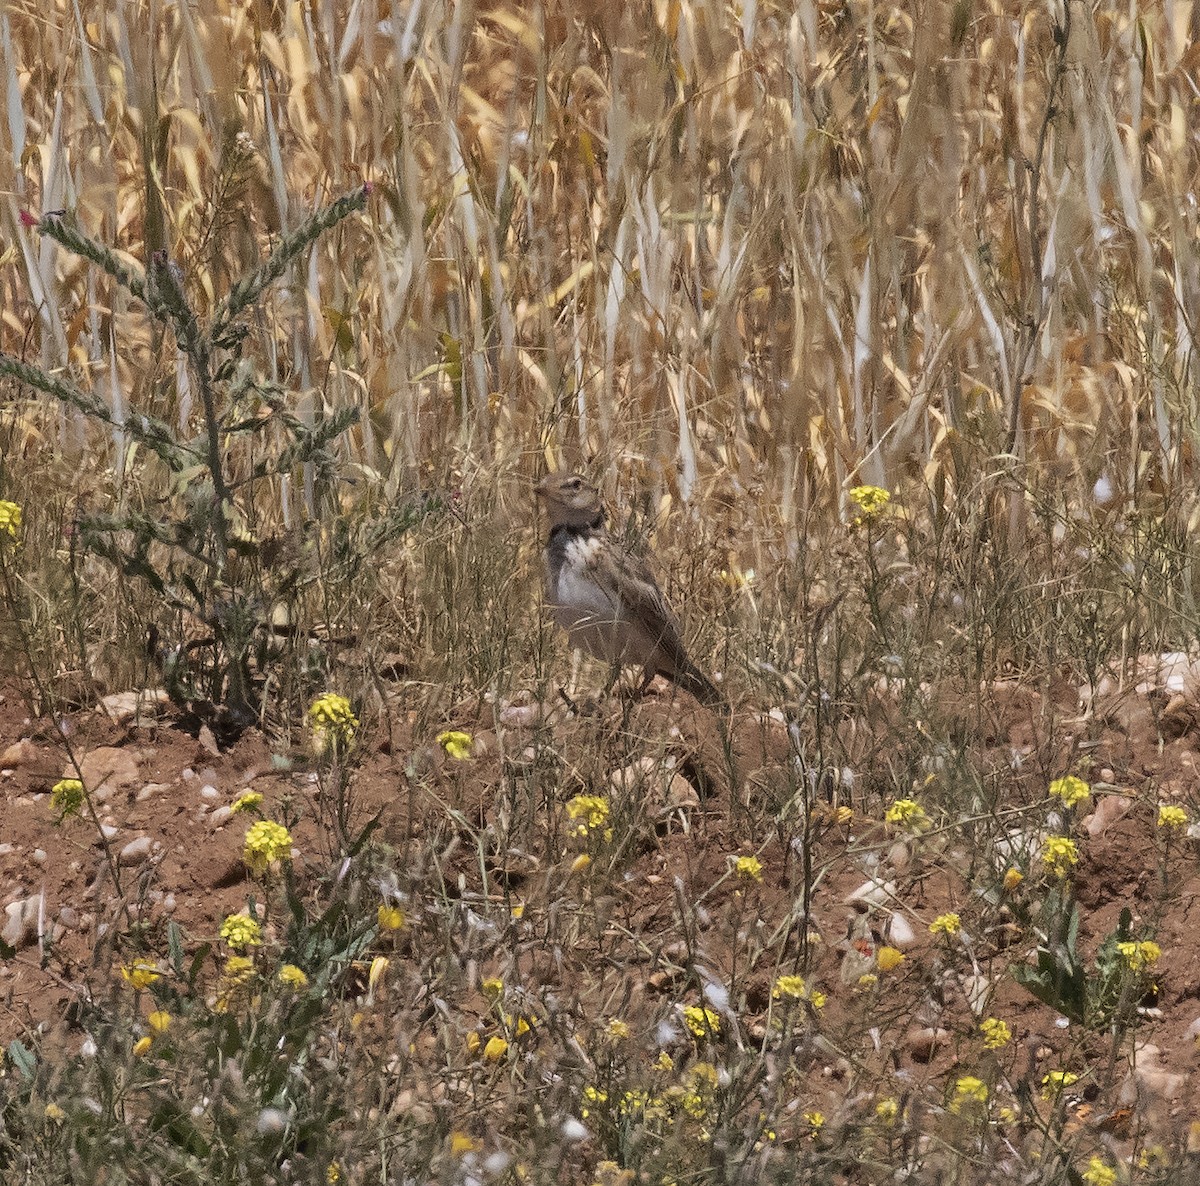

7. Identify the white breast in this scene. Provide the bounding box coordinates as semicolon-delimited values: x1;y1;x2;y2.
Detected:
548;536;645;664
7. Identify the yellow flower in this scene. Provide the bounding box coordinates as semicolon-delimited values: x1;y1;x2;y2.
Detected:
121;961;160;990
566;794;610;835
50;778;85;820
809;990;827;1008
929;912;961;937
1081;1158;1116;1186
655;1051;674;1072
848;485;891;521
220;914;263;950
0;500;22;541
307;693;359;753
278;964;308;988
804;1110;825;1133
230;791;263;814
1158;804;1188;829
571;853;592;874
1040;1070;1079;1097
483;1035;509;1061
1002;867;1024;891
1041;836;1079;877
326;1163;341;1184
481;976;504;1000
876;946;905;971
222;955;255;983
367;955;389;996
377;904;406;931
243;820;294;876
772;974;808;1000
436;730;474;760
132;1036;154;1057
949;1075;988;1113
450;1131;480;1156
885;798;928;828
682;1005;721;1038
875;1098;898;1124
734;854;763;882
979;1017;1011;1049
1048;775;1090;807
1115;940;1161;970
44;1102;66;1122
147;1010;172;1033
605;1018;630;1040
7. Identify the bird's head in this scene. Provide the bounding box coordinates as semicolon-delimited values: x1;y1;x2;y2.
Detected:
535;472;605;528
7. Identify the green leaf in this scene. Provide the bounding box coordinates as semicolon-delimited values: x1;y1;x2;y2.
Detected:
6;1039;37;1080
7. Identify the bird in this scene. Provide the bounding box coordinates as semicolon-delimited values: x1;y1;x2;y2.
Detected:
535;472;725;708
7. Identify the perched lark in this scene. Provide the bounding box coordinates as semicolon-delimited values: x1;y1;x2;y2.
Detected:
535;472;724;708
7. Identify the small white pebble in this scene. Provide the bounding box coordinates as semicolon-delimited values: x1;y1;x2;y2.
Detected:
100;825;119;840
208;805;233;827
200;784;219;800
561;1117;588;1142
80;1037;97;1059
31;849;47;864
118;836;154;866
162;894;176;913
181;768;195;781
0;843;12;856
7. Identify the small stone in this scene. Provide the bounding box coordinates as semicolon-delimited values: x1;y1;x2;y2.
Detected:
1;893;43;948
31;849;47;864
138;783;170;802
100;825;119;840
200;784;220;800
208;805;233;827
0;843;12;856
58;906;78;928
118;836;154;866
1083;794;1134;838
0;738;39;767
885;913;917;947
98;689;170;725
76;747;141;803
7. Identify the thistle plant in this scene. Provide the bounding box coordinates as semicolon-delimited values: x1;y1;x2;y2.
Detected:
0;188;388;736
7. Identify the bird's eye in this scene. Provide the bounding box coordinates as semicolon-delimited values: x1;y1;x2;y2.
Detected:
567;478;581;489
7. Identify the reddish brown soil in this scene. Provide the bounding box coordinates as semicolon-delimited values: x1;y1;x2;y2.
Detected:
3;675;1199;1157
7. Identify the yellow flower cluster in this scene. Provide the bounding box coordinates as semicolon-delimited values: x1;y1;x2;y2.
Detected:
979;1017;1011;1049
885;798;928;829
1157;804;1188;829
0;500;22;541
1040;1070;1078;1097
772;974;827;1007
243;820;293;876
848;485;891;521
1082;1158;1117;1186
220;913;263;950
682;1004;722;1039
949;1075;988;1113
436;730;474;760
120;961;160;990
377;904;406;931
1048;775;1090;807
929;912;961;937
230;790;263;814
566;794;611;836
1115;940;1161;970
1041;836;1079;877
734;854;763;882
278;963;309;988
307;693;359;753
50;778;85;820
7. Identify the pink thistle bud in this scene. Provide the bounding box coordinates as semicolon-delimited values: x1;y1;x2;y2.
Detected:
19;210;38;228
